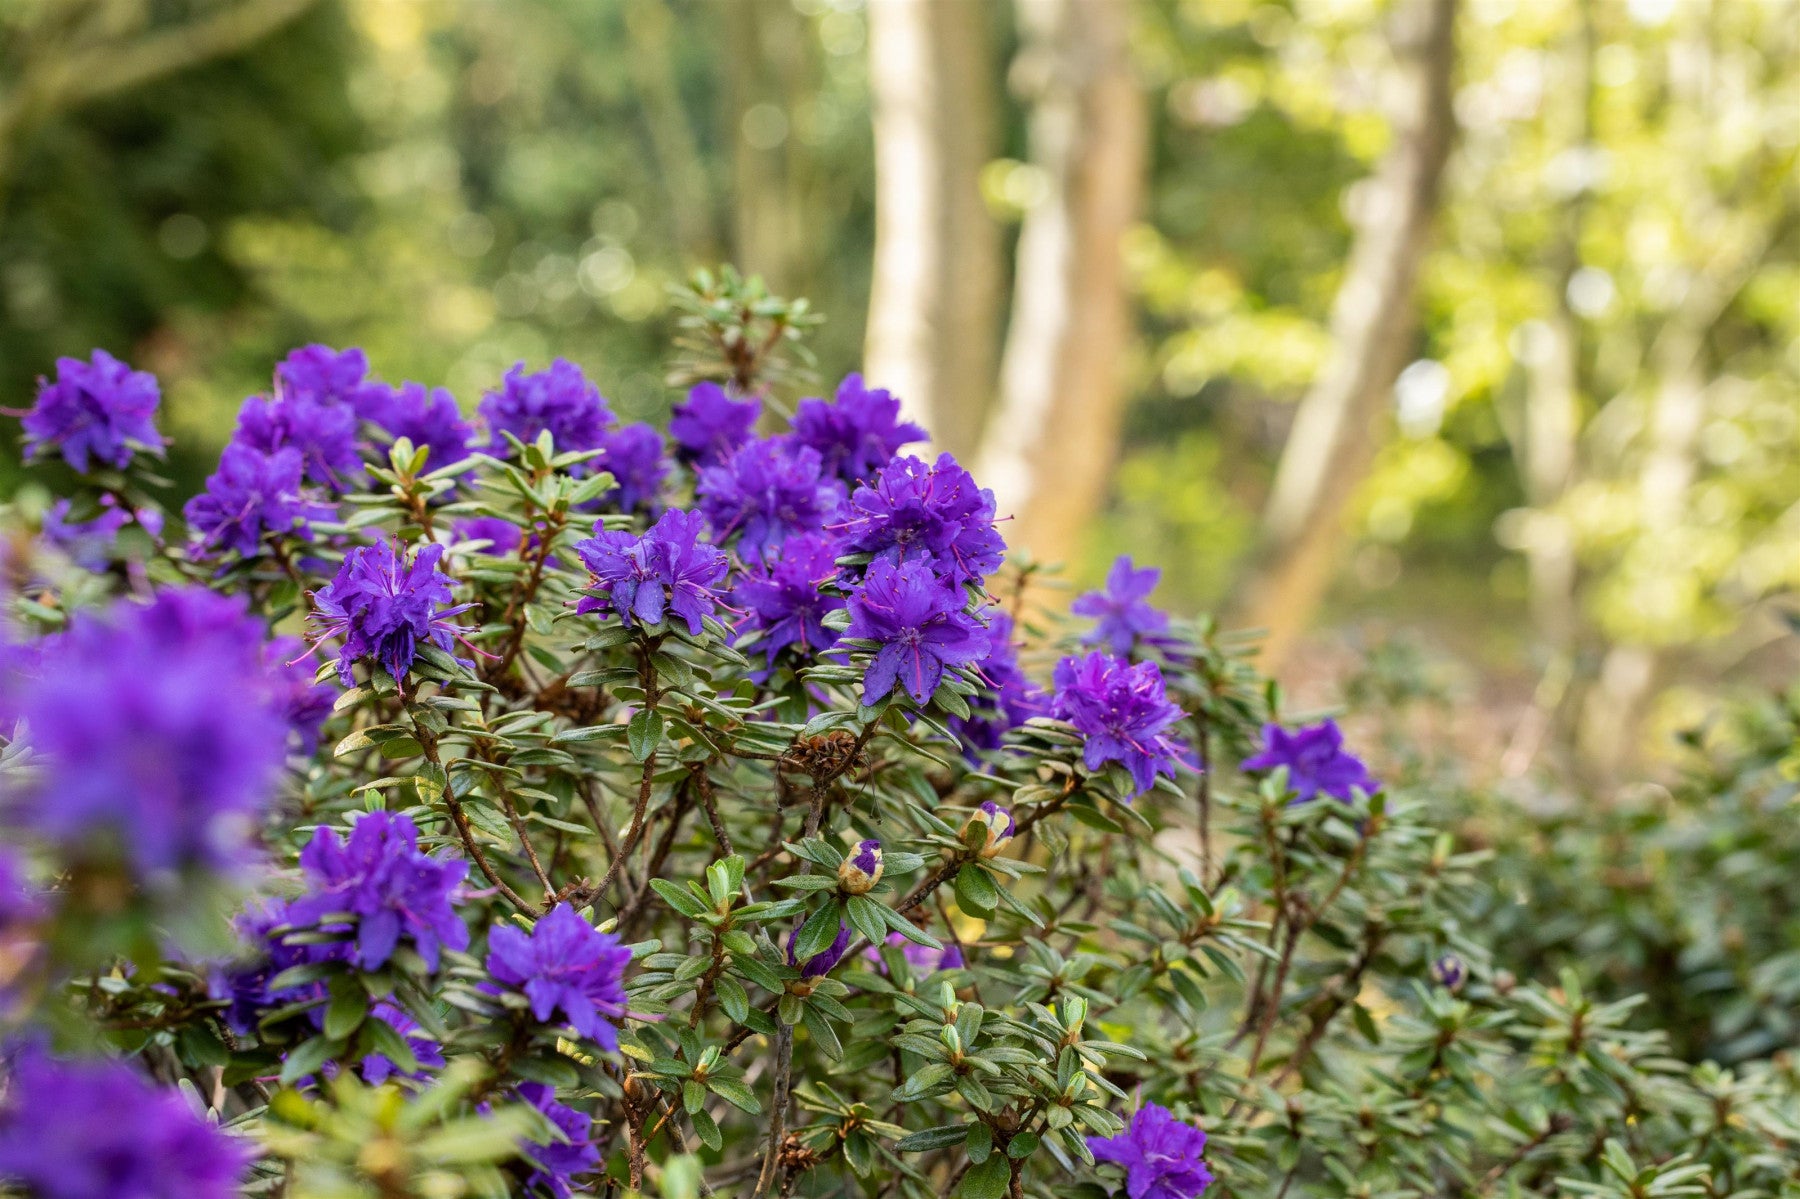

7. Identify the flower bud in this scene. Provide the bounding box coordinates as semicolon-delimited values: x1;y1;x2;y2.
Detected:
962;801;1016;858
1431;952;1467;992
837;839;883;895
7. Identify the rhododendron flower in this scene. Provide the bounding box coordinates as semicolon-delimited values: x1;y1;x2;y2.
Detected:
949;611;1046;754
573;508;728;635
22;349;164;473
698;436;844;558
838;453;1005;587
670;381;759;468
843;557;986;705
1241;719;1378;803
480;359;613;465
518;1082;601;1198
1052;651;1191;799
788;922;853;979
1073;555;1171;657
486;903;631;1050
233;391;363;490
0;1050;252;1199
276;344;392;420
790;373;926;484
594;421;670;513
311;539;474;683
453;515;524;556
369;381;474;473
267;635;336;753
287;811;468;971
836;839;883;894
731;531;845;677
184;443;330;557
1087;1102;1214;1199
40;498;131;570
2;588;287;878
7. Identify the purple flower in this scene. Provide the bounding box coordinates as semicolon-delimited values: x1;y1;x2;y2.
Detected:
0;849;41;930
453;516;524;556
843;557;986;706
836;839;883;894
4;588;288;878
730;532;846;678
949;612;1046;754
311;540;474;683
276;344;392;420
1240;720;1378;804
838;453;1006;588
1073;556;1171;657
21;349;164;473
594;422;670;513
480;360;613;467
670;381;759;468
697;436;844;560
287;811;469;971
369;381;474;473
211;897;335;1035
1431;952;1467;992
233;392;363;491
184;443;332;558
486;903;631;1050
572;508;728;636
40;498;131;570
518;1082;600;1198
787;922;853;979
790;374;927;484
359;1002;446;1085
1052;652;1191;800
864;931;964;976
1087;1102;1214;1199
962;801;1016;857
267;636;336;753
0;1050;252;1199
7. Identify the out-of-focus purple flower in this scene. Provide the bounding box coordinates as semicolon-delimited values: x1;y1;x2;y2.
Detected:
949;612;1046;754
730;532;845;678
233;393;363;491
572;508;728;636
368;381;474;474
359;1002;446;1085
453;516;524;556
266;636;335;753
843;557;986;706
1073;556;1171;657
595;422;670;514
21;349;165;474
697;436;844;560
40;498;130;570
184;443;332;558
836;839;883;894
211;897;336;1036
3;588;288;878
1087;1102;1214;1199
1240;720;1378;804
1052;652;1191;800
864;931;964;977
1431;952;1467;992
480;360;613;468
287;811;468;971
962;801;1016;858
276;344;392;420
310;540;474;683
790;374;927;484
485;903;631;1051
670;381;759;469
0;1049;252;1199
518;1082;601;1198
787;922;853;979
838;453;1005;588
0;849;41;930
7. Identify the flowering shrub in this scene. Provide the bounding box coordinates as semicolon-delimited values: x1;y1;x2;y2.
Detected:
0;272;1794;1199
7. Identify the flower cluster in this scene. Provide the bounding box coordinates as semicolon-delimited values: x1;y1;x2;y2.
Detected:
1;588;288;879
1241;719;1379;803
22;349;164;474
518;1082;600;1198
595;421;670;513
1087;1103;1214;1199
486;904;632;1050
696;436;844;560
480;359;613;463
790;373;926;484
573;508;728;635
184;443;330;556
669;381;759;468
949;611;1045;753
843;557;986;705
1052;651;1191;799
1074;555;1172;657
839;452;1006;587
730;532;846;677
233;391;363;491
286;811;468;971
311;540;473;683
275;344;392;419
368;381;475;473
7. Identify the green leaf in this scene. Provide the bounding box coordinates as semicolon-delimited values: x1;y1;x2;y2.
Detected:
690;1107;722;1151
845;895;889;947
324;981;369;1040
894;1124;971;1152
960;1153;1010;1199
628;708;664;761
792;900;845;962
965;1121;993;1163
954;865;999;918
705;1076;762;1115
650;878;712;920
279;1034;338;1085
713;974;750;1023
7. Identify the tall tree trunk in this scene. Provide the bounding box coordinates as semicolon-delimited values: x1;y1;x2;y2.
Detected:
622;0;719;262
972;0;1146;568
1226;0;1459;673
864;0;1004;458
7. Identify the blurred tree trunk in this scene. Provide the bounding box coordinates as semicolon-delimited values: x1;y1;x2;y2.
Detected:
0;0;318;220
622;0;718;262
724;0;810;298
972;0;1145;568
864;0;1004;458
1226;0;1458;673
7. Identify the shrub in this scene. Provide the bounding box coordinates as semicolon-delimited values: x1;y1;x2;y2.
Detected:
0;272;1794;1199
